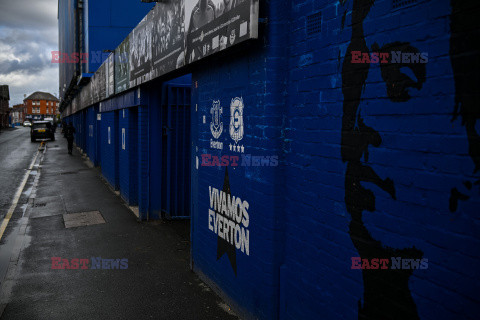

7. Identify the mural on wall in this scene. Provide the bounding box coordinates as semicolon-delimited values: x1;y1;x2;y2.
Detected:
91;62;106;105
340;0;427;318
185;0;258;64
208;168;250;275
151;0;185;78
129;11;154;88
449;0;480;212
206;96;250;275
115;36;130;94
106;54;114;97
65;0;259;114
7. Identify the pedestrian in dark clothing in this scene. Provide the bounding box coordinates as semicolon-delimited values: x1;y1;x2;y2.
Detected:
65;123;75;154
61;120;67;136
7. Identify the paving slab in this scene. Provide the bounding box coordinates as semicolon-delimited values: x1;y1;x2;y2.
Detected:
63;211;106;228
28;196;65;219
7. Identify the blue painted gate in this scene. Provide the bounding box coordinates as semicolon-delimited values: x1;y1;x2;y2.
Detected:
160;83;191;219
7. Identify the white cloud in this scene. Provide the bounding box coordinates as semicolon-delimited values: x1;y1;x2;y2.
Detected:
0;0;59;106
1;65;59;106
0;0;58;29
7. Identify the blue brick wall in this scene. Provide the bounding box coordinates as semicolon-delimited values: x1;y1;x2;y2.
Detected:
190;1;288;319
281;0;480;319
61;1;480;319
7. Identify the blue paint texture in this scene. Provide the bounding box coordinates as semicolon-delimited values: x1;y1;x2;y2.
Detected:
60;0;480;319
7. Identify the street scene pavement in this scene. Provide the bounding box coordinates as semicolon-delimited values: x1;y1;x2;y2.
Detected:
0;127;237;319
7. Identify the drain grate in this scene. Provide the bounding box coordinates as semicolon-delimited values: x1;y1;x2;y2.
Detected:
63;211;105;228
34;203;46;207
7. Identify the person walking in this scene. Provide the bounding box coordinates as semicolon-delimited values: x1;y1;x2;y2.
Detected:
65;122;76;155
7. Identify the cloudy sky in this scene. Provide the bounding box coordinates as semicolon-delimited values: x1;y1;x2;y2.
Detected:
0;0;59;106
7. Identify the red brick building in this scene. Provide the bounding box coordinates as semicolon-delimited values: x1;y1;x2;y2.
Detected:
11;104;26;125
24;92;60;121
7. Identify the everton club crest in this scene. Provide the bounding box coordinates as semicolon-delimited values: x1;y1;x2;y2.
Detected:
210;100;223;139
229;97;244;153
210;100;223;150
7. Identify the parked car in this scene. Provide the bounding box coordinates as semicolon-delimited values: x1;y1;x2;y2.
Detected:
23;121;32;127
31;121;55;142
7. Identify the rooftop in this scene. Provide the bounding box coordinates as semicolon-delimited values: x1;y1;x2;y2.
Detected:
24;91;59;102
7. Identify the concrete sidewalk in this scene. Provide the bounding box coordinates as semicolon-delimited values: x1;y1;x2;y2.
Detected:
0;135;237;319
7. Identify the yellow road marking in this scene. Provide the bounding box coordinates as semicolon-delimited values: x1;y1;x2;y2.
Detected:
0;150;40;241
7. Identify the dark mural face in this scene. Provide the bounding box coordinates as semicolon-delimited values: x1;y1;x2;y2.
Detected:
341;0;426;319
341;0;479;319
449;0;480;212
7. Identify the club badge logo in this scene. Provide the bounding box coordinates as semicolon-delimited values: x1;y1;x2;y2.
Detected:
229;97;244;143
229;97;245;153
210;100;223;139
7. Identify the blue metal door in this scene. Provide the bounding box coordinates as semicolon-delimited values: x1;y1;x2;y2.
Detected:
95;105;101;166
114;110;120;190
160;84;191;219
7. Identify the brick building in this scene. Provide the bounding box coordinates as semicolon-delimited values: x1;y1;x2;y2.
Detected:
24;92;59;121
11;104;25;126
0;85;10;128
59;1;480;319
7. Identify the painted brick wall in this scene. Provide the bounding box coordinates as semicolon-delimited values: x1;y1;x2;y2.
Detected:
190;1;288;319
100;111;117;189
60;1;480;319
282;0;480;319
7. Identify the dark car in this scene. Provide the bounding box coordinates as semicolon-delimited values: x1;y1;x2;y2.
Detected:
31;121;55;142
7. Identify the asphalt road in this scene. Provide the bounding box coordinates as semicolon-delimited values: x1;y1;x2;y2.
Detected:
0;126;42;307
0;127;38;220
